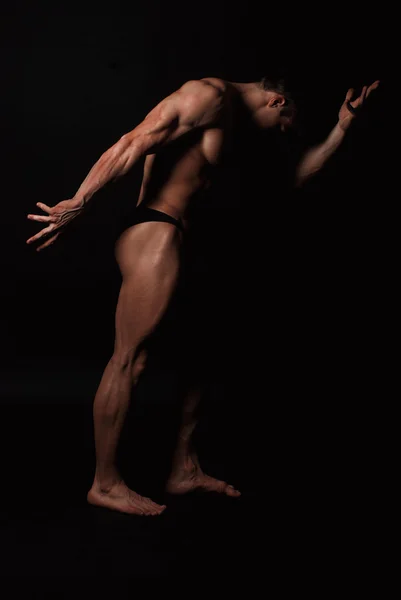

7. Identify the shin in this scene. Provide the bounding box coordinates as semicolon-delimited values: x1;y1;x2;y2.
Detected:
92;348;147;490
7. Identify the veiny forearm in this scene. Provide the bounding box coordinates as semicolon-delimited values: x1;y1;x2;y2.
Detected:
72;135;142;207
295;123;346;187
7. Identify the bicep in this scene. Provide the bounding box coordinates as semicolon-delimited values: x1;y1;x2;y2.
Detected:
124;82;223;155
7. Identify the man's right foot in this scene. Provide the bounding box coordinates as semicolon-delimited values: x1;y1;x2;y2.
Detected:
87;480;166;516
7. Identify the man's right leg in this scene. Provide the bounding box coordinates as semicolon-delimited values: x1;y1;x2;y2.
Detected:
87;221;182;515
87;346;165;515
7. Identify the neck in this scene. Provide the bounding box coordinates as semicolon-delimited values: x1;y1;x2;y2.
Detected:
229;81;271;115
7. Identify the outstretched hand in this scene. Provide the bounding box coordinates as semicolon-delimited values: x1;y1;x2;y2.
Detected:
338;80;380;131
26;199;84;252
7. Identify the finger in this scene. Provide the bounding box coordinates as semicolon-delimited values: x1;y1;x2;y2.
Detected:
27;214;54;223
345;88;354;102
26;224;54;244
360;85;368;103
36;202;53;214
36;232;60;252
366;80;380;97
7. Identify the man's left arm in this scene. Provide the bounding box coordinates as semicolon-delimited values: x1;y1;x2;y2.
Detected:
295;80;379;188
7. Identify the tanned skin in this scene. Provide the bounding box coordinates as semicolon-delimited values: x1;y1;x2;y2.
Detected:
26;77;379;515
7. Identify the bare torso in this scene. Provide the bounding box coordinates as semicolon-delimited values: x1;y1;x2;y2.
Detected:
137;78;233;226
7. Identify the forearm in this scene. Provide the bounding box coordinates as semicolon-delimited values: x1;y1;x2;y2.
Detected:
71;135;142;207
295;122;346;187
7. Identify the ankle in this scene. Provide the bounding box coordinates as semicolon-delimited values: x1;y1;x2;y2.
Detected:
173;453;197;473
93;472;123;493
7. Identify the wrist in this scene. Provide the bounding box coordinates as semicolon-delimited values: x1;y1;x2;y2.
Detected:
70;195;87;209
337;118;352;134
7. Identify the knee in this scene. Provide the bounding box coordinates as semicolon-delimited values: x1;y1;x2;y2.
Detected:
110;347;147;383
132;349;147;384
111;347;137;371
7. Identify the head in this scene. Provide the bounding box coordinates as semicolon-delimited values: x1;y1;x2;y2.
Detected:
252;76;297;132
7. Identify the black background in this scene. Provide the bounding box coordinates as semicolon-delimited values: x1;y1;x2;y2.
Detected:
0;3;391;581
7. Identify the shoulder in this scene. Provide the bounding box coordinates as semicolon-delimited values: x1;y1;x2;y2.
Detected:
200;77;228;92
173;78;228;127
180;77;227;92
177;78;226;103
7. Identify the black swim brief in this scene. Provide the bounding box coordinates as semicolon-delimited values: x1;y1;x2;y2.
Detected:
124;205;184;233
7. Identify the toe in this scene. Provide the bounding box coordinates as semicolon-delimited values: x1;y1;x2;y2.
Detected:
203;476;228;493
144;497;166;515
226;485;241;497
142;501;157;515
129;497;148;515
146;503;160;516
146;498;164;512
129;506;145;515
218;481;229;492
202;477;241;496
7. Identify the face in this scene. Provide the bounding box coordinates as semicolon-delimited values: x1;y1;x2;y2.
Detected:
254;93;296;132
279;112;296;133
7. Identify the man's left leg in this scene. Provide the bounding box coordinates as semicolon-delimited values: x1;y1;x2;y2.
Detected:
166;384;241;497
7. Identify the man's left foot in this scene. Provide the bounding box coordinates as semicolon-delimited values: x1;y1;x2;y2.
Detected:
166;456;241;497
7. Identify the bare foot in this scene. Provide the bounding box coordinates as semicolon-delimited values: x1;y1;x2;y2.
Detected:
166;456;241;498
87;480;166;516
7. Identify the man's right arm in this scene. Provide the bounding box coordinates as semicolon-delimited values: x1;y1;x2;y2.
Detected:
71;80;224;208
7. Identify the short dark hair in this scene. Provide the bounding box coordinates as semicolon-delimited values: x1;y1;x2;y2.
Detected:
259;76;289;94
259;76;296;117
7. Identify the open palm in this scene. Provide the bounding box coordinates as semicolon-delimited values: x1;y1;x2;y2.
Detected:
338;80;379;131
26;199;84;252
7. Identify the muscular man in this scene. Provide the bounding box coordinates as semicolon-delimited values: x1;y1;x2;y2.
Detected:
26;76;379;515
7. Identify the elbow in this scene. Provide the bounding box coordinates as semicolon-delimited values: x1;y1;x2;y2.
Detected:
294;162;321;188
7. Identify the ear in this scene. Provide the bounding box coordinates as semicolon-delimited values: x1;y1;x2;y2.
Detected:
268;94;286;108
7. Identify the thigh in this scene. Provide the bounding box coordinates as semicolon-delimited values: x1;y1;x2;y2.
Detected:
113;221;182;353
